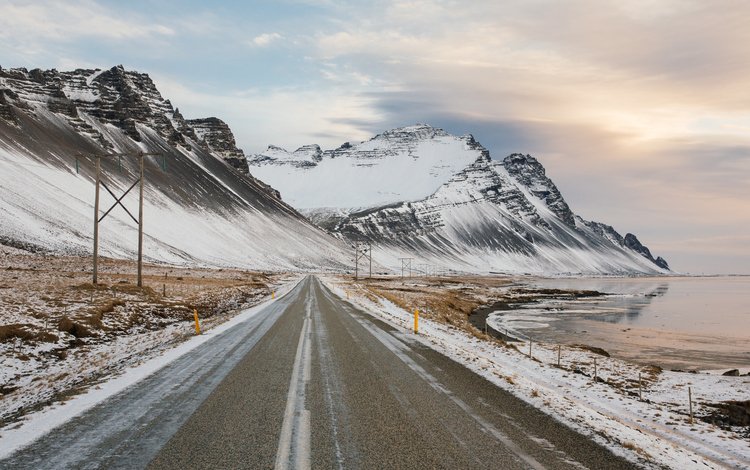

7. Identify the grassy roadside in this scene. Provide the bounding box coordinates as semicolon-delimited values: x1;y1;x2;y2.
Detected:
0;246;290;425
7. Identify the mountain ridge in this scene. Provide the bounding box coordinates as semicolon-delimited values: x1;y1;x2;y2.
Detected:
0;64;347;270
331;149;669;274
250;124;669;274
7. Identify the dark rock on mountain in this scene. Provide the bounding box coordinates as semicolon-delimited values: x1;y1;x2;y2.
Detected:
624;233;668;269
0;65;255;173
187;117;249;173
503;153;576;227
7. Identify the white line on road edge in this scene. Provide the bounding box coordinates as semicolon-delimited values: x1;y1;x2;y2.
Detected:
275;285;314;470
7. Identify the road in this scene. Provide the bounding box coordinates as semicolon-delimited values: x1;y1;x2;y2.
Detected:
1;276;635;469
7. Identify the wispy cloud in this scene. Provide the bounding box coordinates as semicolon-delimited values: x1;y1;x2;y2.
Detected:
250;32;283;47
0;0;175;41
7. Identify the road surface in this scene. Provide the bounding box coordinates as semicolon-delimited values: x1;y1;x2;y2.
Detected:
1;276;635;469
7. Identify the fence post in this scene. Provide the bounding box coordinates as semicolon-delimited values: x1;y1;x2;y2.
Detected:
638;373;642;401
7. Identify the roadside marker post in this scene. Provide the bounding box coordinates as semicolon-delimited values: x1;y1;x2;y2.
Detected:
272;291;275;299
557;345;561;367
688;387;693;424
414;308;419;334
193;309;201;335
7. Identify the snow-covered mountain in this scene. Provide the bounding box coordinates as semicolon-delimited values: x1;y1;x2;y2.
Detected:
249;123;669;275
248;124;487;208
0;65;348;270
332;151;670;275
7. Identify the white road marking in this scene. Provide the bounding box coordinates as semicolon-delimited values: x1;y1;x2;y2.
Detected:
275;282;314;470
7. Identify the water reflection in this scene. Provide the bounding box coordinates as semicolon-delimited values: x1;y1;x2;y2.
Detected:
488;277;750;370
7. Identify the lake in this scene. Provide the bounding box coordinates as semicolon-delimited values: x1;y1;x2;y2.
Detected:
487;276;750;371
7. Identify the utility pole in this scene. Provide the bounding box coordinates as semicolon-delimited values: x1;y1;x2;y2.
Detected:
88;151;160;287
354;241;371;281
398;258;413;279
137;152;144;287
93;157;101;284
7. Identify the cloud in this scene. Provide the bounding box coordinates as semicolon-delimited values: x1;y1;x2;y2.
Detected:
152;74;382;154
0;0;175;41
250;32;283;47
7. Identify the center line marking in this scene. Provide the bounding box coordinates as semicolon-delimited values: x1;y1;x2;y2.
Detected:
275;284;314;470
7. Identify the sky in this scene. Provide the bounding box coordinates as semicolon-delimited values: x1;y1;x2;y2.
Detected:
1;0;749;274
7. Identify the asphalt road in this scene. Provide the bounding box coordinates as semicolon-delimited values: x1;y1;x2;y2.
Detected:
1;276;636;469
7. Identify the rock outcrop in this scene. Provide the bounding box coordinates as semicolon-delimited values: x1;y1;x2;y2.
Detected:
187;117;249;173
0;65;250;174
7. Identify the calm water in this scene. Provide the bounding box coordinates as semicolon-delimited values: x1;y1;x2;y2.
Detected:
487;276;750;371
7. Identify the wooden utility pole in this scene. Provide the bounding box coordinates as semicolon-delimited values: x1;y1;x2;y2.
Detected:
398;258;413;278
354;243;359;280
137;152;144;287
89;151;159;287
93;157;101;284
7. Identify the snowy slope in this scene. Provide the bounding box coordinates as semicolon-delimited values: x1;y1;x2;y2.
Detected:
0;65;349;270
247;124;487;208
333;154;670;275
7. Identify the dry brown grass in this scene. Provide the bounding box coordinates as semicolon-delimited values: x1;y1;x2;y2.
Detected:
621;440;651;459
0;323;58;343
349;276;516;348
0;250;284;348
365;280;484;332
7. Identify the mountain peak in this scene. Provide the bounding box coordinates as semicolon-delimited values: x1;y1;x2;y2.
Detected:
248;125;488;208
503;152;539;166
376;123;449;141
503;152;575;227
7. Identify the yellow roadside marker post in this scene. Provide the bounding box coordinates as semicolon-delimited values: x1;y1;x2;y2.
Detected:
272;291;275;299
414;308;419;334
193;309;201;335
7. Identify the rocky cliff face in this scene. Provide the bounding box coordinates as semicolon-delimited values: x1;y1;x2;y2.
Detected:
186;117;249;173
503;153;576;227
0;65;249;174
623;233;670;270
